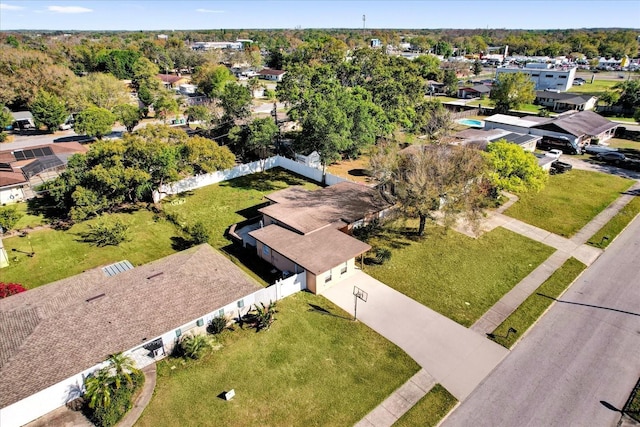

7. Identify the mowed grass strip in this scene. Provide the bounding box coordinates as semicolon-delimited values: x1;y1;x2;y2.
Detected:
162;167;321;249
504;170;634;237
365;223;554;327
489;257;586;349
588;196;640;249
136;292;421;427
393;384;458;427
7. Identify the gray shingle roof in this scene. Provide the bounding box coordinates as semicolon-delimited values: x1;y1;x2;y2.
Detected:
0;244;261;408
533;110;617;137
259;181;392;235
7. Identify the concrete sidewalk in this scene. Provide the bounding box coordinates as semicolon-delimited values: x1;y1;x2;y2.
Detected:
471;180;640;335
322;271;508;403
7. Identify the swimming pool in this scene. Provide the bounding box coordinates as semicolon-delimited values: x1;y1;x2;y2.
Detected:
456;118;485;128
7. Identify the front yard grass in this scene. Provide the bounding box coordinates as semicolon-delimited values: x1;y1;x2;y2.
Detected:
504;169;634;237
588;196;640;249
0;202;46;230
136;292;420;427
393;384;457;427
364;223;555;327
489;257;586;349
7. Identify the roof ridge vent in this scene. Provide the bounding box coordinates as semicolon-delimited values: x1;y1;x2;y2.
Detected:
147;272;164;280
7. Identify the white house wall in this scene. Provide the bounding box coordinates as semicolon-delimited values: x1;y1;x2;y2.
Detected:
0;362;107;427
0;187;25;205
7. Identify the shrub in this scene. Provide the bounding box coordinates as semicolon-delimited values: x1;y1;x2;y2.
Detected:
178;333;215;359
0;206;24;232
0;282;27;298
242;301;277;332
83;370;144;427
207;316;228;335
83;217;130;247
185;221;210;245
374;248;392;265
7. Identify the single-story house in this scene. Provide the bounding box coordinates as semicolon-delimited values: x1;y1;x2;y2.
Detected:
0;244;262;427
452;128;541;152
457;84;492;99
258;68;287;82
535;90;597;112
0;142;87;204
484;110;618;149
157;73;190;88
248;181;392;294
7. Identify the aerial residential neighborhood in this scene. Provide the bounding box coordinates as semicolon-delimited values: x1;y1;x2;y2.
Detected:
0;1;639;427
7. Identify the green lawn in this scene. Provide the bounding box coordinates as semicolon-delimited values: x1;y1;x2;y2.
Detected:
136;292;420;427
489;257;586;349
567;79;618;97
0;168;320;288
162;167;321;250
588;196;640;249
0;202;46;231
504;170;634;237
364;223;555;327
393;384;457;427
0;210;178;289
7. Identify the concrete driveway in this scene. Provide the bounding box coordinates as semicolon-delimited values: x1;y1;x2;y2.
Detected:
322;271;508;401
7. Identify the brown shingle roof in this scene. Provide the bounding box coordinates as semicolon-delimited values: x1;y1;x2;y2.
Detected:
0;244;261;408
249;224;371;274
259;181;392;235
0;171;27;187
546;110;618;137
258;69;286;76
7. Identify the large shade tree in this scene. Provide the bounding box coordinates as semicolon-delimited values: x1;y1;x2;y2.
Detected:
490;72;536;113
485;140;547;194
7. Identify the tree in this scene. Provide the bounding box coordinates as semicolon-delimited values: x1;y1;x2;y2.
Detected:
219;83;252;121
472;59;483;76
634;108;640;124
178;333;215;359
0;105;12;141
113;104;142;133
74;106;116;139
95;49;141;80
183;136;235;174
84;368;114;409
82;216;131;247
131;56;160;90
0;206;24;231
378;144;488;236
191;63;235;98
443;70;459;97
185;105;212;126
490;72;536;113
247;77;262;98
152;91;179;123
0;283;27;299
614;80;640;111
31;90;68;131
413;100;454;143
485;140;547;194
67;73;130;111
229;117;279;159
105;353;137;390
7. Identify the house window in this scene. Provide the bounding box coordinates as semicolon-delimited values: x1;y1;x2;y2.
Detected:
546;74;553;78
262;245;270;256
237;299;245;308
325;272;332;283
340;262;348;275
560;76;567;78
218;308;224;317
531;73;540;77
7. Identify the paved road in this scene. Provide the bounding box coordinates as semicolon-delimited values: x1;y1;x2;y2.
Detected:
322;271;508;401
443;214;640;427
560;156;640;180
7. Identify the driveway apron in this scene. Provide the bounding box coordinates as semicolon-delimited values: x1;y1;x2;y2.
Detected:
322;271;508;401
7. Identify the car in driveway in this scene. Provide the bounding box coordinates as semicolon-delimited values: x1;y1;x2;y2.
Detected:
584;145;618;155
550;160;573;174
545;149;563;159
596;151;626;164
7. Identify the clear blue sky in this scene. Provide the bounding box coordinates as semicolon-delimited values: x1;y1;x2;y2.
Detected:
1;1;639;31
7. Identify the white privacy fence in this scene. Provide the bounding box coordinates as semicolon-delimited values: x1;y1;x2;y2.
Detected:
154;155;348;201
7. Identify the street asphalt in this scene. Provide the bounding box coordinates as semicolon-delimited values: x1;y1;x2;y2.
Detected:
442;214;640;427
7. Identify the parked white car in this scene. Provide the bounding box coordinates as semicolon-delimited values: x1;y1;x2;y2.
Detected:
545;149;563;159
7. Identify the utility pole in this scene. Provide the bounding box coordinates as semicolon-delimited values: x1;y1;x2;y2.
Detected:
362;14;366;31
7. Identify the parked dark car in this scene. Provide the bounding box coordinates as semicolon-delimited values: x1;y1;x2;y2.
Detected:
584;145;618;155
596;151;626;164
538;136;582;155
550;160;573;174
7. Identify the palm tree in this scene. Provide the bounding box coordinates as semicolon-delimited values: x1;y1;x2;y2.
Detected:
84;368;114;409
106;352;138;389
